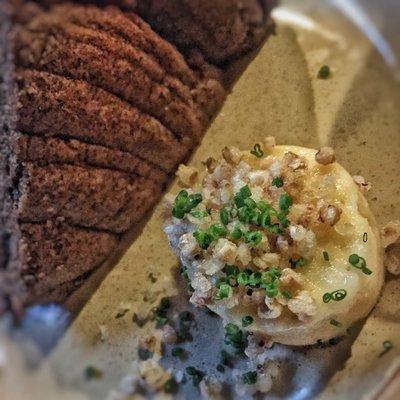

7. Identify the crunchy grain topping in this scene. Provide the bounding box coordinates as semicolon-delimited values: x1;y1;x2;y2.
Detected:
222;146;243;165
262;136;276;152
353;175;371;193
199;376;223;399
163;142;363;330
177;164;199;187
287;290;317;322
315;147;335;165
161;324;178;345
319;204;342;226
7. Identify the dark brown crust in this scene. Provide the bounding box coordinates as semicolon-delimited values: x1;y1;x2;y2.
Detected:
17;163;162;233
13;134;168;185
20;222;119;304
15;20;205;142
0;0;275;311
135;0;275;64
16;68;188;173
0;2;227;311
34;1;274;64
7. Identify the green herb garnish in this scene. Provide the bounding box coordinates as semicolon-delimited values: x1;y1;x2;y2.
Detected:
237;271;250;286
84;365;103;380
318;65;330;79
363;232;368;242
281;290;293;299
272;176;284;187
290;257;307;268
190;210;209;219
215;283;232;300
230;224;243;240
177;311;193;341
171;347;185;358
323;251;330;261
194;223;228;249
152;297;171;328
216;364;225;373
234;185;252;208
193;230;213;249
250;143;264;158
348;254;372;275
323;289;347;303
242;371;258;385
244;231;262;247
220;208;230;225
186;366;204;387
242;315;254;327
224;265;239;277
224;323;248;353
164;378;178;393
279;193;293;211
220;349;232;367
172;190;203;219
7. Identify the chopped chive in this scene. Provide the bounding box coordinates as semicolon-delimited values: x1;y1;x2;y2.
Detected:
172;190;203;219
171;347;184;357
209;223;228;238
190;210;208;218
220;208;230;225
193;230;212;249
152;297;171;328
216;364;225;373
244;231;262;246
348;254;372;275
281;290;293;299
237;271;250;286
230;224;243;240
164;378;178;394
250;143;264;158
279;193;293;211
84;365;103;380
215;284;232;300
177;311;193;341
323;289;347;303
291;257;307;268
363;232;368;242
262;267;282;281
318;65;330;79
264;281;279;298
220;349;232;367
234;185;252;208
330;319;342;327
323;251;330;261
241;315;253;327
348;254;360;265
224;323;248;353
224;265;239;277
241;371;258;385
186;366;204;387
277;212;290;228
272;176;283;188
